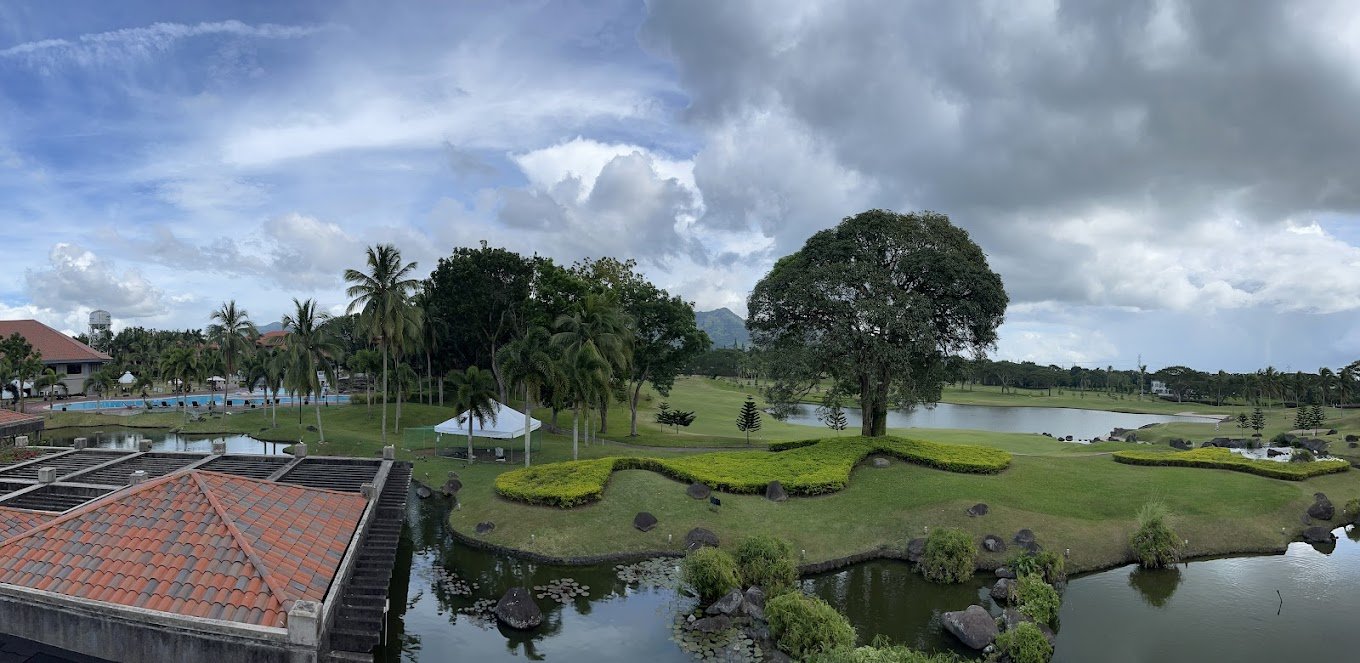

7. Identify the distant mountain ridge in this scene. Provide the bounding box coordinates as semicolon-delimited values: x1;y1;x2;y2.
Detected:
696;308;750;349
257;321;285;334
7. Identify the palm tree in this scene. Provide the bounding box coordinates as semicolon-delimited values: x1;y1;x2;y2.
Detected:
86;369;116;415
1318;368;1336;408
448;366;498;463
559;349;608;460
345;244;421;446
497;326;562;467
348;349;381;415
282;298;342;445
393;362;418;434
260;346;286;428
552;294;633;449
207;300;258;401
1340;363;1357;409
159;346;200;422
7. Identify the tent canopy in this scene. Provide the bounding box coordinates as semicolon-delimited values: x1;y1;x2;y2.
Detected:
434;400;541;439
118;372;136;385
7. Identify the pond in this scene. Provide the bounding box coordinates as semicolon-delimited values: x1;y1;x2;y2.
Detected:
384;490;1360;662
41;427;289;455
781;402;1216;440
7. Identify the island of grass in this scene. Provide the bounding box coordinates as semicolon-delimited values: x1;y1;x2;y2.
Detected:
1112;447;1349;480
494;436;1011;507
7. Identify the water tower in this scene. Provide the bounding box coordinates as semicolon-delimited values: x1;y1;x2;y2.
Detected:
89;310;111;336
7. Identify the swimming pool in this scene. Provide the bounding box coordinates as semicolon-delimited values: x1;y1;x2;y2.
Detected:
54;393;351;411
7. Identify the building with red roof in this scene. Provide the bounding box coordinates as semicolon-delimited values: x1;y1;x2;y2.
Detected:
0;320;111;395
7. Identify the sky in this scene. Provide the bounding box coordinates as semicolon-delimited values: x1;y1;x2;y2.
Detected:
1;0;1359;373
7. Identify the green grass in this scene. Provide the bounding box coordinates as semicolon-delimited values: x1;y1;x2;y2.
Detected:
493;436;1010;507
1112;447;1349;480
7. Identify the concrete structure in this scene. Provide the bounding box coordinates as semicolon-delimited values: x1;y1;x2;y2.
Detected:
0;320;111;395
0;410;43;445
0;447;411;663
87;311;111;336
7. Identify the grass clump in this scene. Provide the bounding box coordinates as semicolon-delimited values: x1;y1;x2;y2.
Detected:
1008;550;1065;584
919;528;976;583
495;436;1011;507
1112;447;1348;481
766;591;856;659
1345;498;1360;524
994;622;1053;663
681;547;741;602
806;637;963;662
733;535;798;594
1012;574;1061;626
1130;502;1181;569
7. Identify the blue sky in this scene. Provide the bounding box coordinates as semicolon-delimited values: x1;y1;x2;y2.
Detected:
2;0;1359;373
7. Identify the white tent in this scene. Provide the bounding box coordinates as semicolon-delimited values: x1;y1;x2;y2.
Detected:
118;372;136;385
434;400;541;439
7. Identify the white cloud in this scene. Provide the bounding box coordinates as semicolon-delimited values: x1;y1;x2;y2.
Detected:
0;20;330;68
23;244;168;318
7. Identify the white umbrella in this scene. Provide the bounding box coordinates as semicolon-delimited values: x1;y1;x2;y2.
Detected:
207;376;226;383
118;372;136;385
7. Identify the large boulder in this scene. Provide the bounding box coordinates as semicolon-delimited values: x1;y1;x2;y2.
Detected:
1297;438;1329;454
1302;526;1337;544
685;527;720;550
633;512;658;532
967;503;989;517
686;483;713;500
475;521;495;535
907;537;927;563
982;534;1006;553
1308;494;1335;521
991;578;1014;603
706;588;745;616
1169;438;1193;450
493;587;543;630
765;480;788;503
687;615;732;634
871;457;891;468
1012;529;1036;546
742;587;766;620
415;484;433;499
941;605;998;650
441;472;463;496
995;566;1017;579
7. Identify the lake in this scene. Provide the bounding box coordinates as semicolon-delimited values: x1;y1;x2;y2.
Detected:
782;402;1216;440
41;427;290;455
383;489;1360;661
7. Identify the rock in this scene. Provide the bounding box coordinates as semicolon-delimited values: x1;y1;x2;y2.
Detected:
1351;442;1359;449
685;527;719;550
742;594;765;620
995;566;1017;579
493;587;542;630
1346;434;1359;443
982;534;1006;553
968;503;989;517
475;521;495;535
1064;435;1073;442
1302;526;1337;544
871;457;891;468
907;537;927;563
633;512;658;532
1309;494;1335;521
706;588;744;616
1012;529;1036;546
744;586;765;609
1110;427;1133;439
765;480;788;502
686;483;712;500
687;615;732;634
941;605;998;650
1169;438;1193;450
991;578;1013;603
415;484;433;499
1297;438;1329;454
441;478;463;496
1267;449;1286;458
1327;429;1338;436
1301;513;1313;526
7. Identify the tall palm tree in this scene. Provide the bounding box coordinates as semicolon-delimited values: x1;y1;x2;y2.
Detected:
261;347;286;428
497;326;562;467
558;349;608;460
86;369;116;416
1318;368;1336;408
345;244;421;445
207;300;258;401
1340;363;1357;409
448;366;498;463
159;346;200;423
553;294;632;451
348;349;380;415
282;298;342;444
393;362;418;434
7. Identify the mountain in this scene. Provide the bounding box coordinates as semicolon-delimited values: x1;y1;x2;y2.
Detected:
695;308;751;349
257;321;285;334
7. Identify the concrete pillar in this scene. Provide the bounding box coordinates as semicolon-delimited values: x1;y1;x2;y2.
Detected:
129;470;147;485
294;443;307;458
37;467;56;484
286;600;321;647
72;437;87;449
211;441;226;455
14;436;28;448
360;482;375;499
382;445;395;460
137;440;152;453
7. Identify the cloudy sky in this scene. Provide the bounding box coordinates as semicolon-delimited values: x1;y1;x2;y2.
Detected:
2;0;1359;373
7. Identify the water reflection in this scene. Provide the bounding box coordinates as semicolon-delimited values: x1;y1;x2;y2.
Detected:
783;402;1212;440
42;427;288;455
1127;567;1180;608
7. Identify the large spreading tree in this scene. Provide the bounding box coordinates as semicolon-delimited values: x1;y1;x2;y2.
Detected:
747;209;1008;437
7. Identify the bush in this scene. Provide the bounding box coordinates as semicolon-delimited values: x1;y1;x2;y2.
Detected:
1290;448;1316;463
1271;432;1293;446
994;622;1053;663
766;591;856;658
1012;574;1061;625
919;528;976;583
807;638;963;662
1112;447;1348;481
1130;502;1180;569
1345;498;1360;523
1008;550;1065;584
495;436;1012;507
682;547;741;602
734;535;798;594
1345;434;1359;443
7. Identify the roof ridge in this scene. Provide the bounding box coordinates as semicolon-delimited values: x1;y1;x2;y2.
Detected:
190;471;296;610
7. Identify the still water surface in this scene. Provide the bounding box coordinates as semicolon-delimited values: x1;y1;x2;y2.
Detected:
42;427;289;455
783;402;1214;440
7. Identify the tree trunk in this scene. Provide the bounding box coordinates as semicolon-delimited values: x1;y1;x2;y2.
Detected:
381;343;389;445
572;407;579;460
315;400;325;444
467;414;474;464
396;384;403;434
523;383;532;467
629;380;644;436
426;352;433;406
271;386;277;428
491;342;507;404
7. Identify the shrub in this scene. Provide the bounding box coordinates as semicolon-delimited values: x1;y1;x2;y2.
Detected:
1271;432;1292;446
994;622;1053;663
919;528;976;583
806;638;963;662
1013;574;1061;625
1130;502;1180;569
1346;434;1359;443
1008;550;1065;584
1344;498;1360;523
682;547;741;602
733;535;798;594
1112;447;1348;481
766;591;856;658
1290;448;1316;463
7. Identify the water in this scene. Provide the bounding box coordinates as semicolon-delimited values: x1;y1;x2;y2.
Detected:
385;491;1360;662
54;392;349;412
41;427;289;455
782;402;1213;440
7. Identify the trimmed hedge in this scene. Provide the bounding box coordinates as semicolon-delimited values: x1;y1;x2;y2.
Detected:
1112;447;1349;481
495;436;1012;507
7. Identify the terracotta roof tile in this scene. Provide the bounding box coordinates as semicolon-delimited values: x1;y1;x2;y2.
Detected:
0;320;111;362
0;470;366;629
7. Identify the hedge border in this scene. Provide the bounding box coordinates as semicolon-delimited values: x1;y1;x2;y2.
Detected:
1111;447;1349;481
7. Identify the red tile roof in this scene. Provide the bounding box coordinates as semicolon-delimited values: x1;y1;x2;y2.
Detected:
256;330;288;347
0;410;41;427
0;470;366;628
0;507;53;542
0;320;111;363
